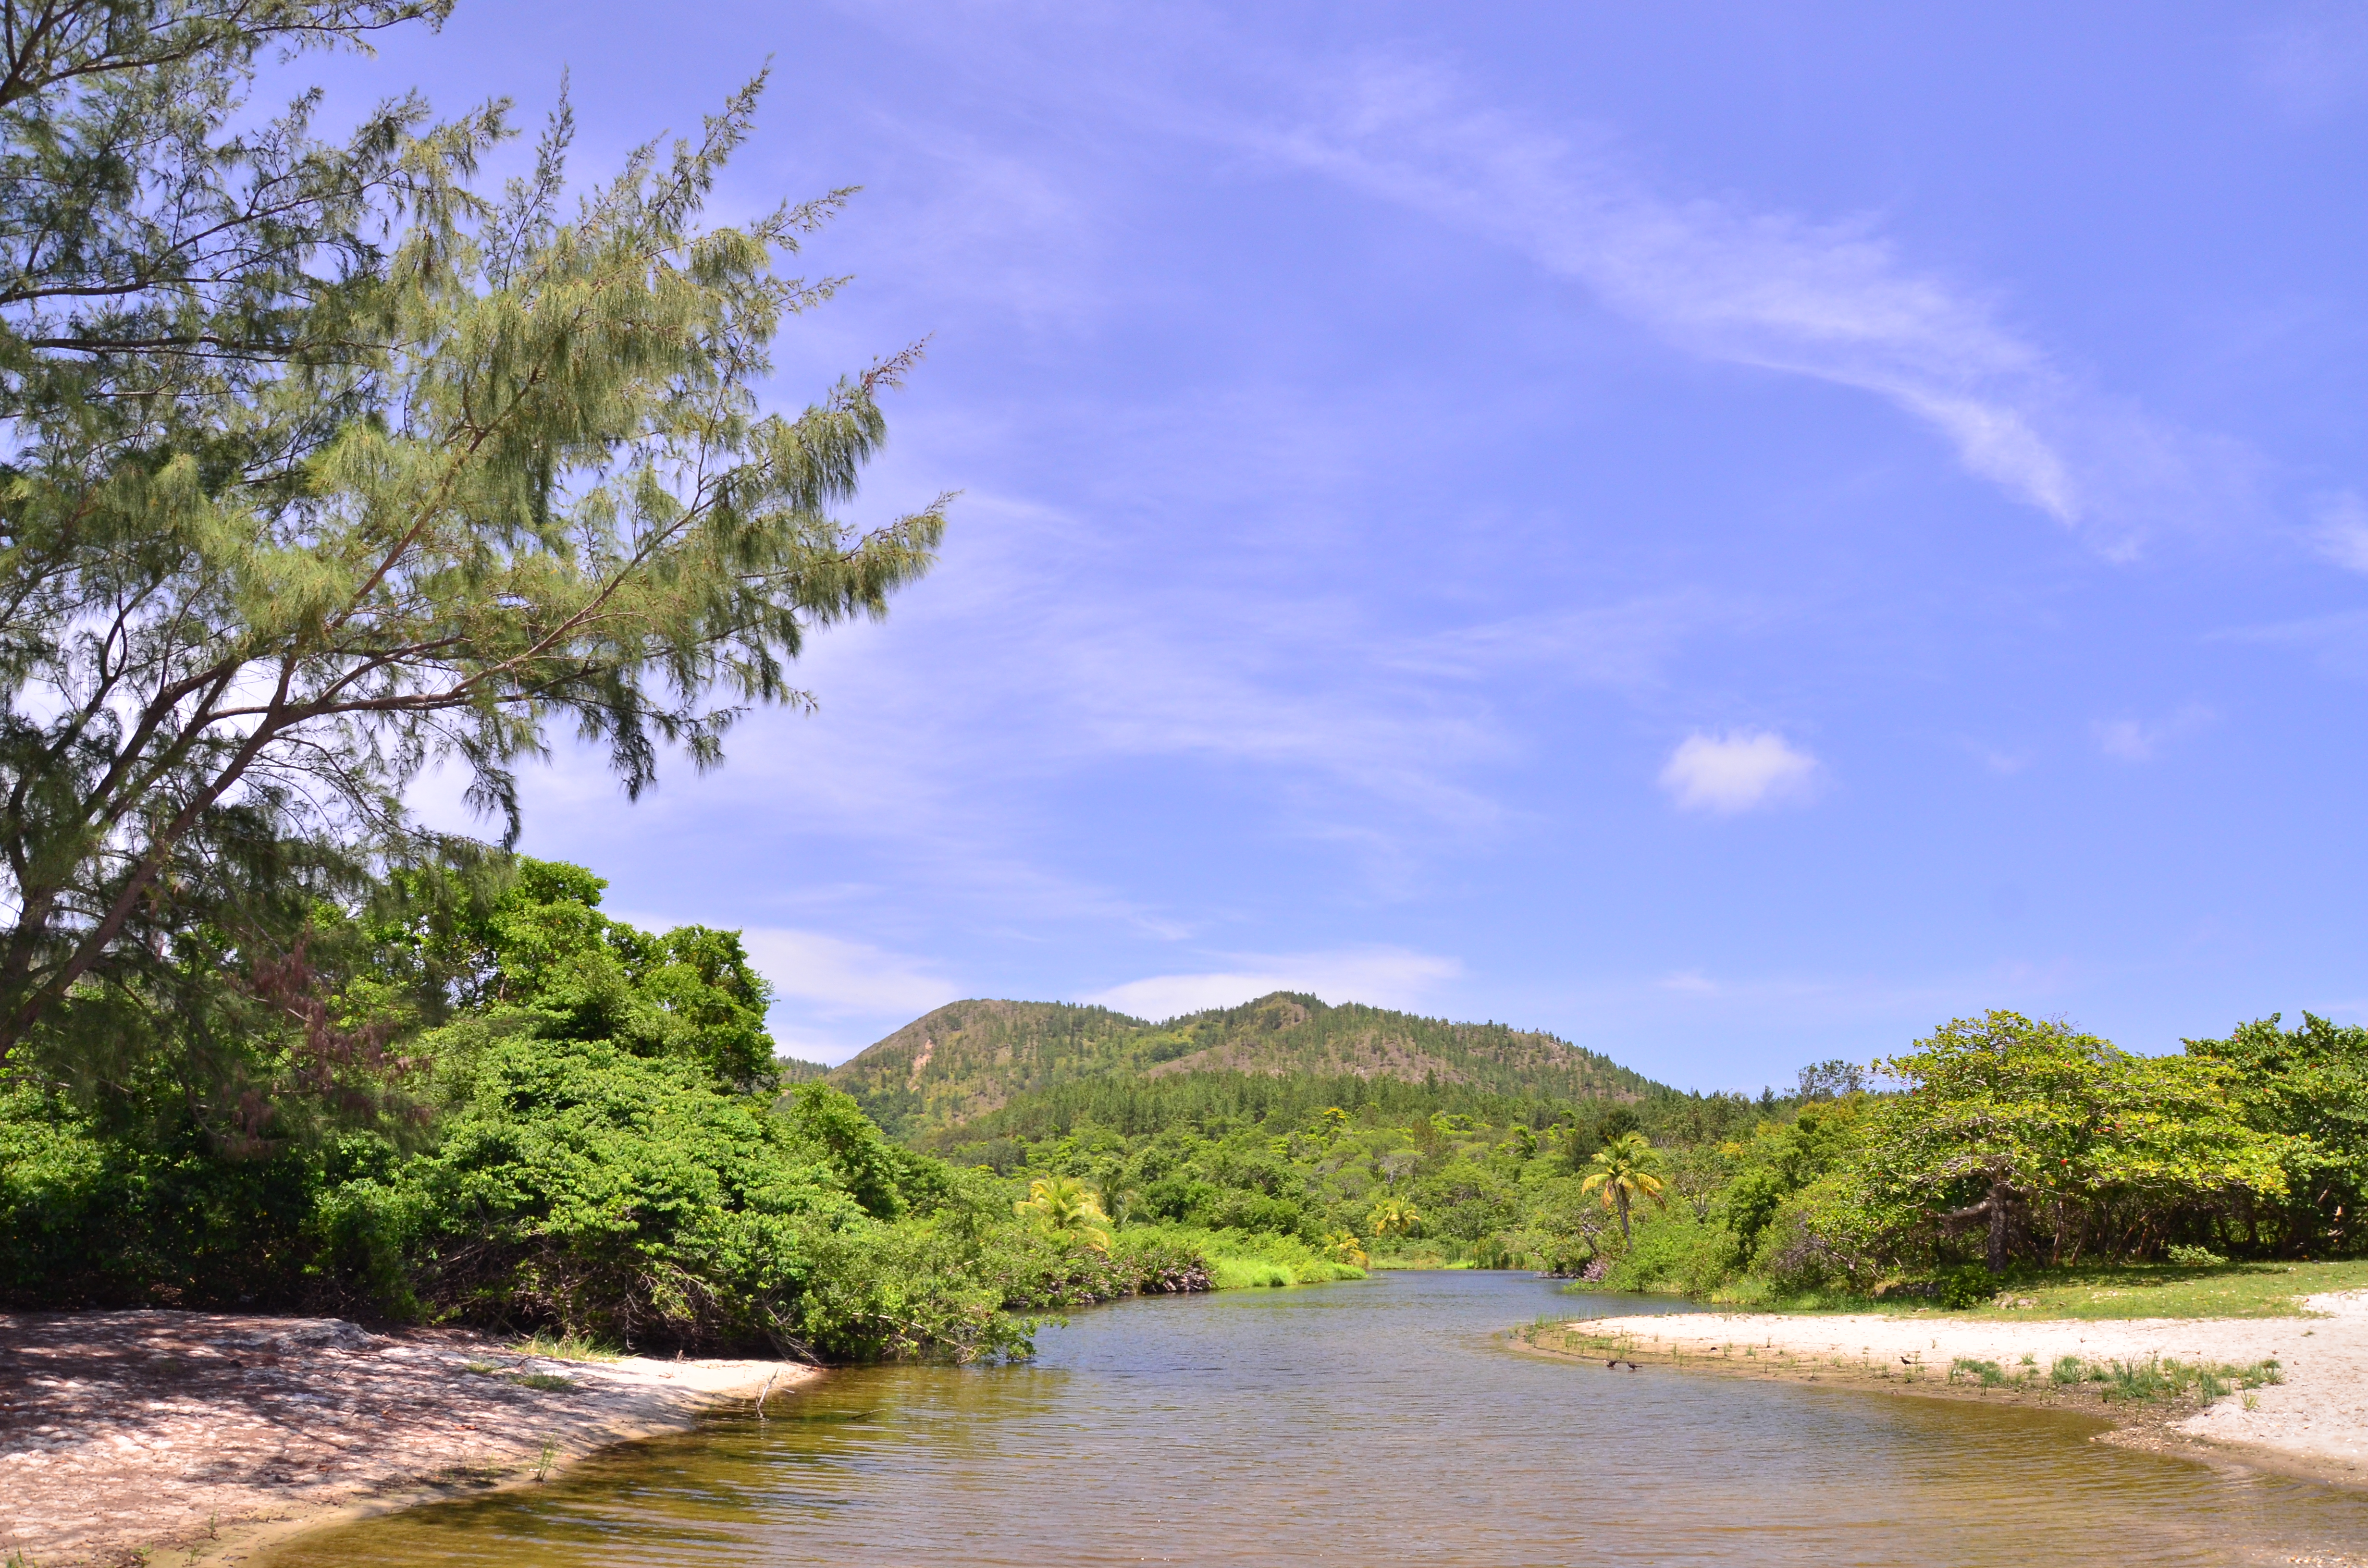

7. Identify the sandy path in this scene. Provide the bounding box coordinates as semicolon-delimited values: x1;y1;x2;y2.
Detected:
0;1310;818;1567
1555;1289;2368;1482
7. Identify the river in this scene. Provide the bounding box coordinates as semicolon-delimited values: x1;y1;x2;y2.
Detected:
261;1272;2368;1566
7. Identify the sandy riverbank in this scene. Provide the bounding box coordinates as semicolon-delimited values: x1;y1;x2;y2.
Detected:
0;1310;819;1567
1543;1288;2368;1486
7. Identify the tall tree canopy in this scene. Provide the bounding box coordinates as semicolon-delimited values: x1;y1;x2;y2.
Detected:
0;1;945;1065
1829;1011;2288;1272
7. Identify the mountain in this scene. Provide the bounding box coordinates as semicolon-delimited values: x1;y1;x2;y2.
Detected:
825;991;1665;1140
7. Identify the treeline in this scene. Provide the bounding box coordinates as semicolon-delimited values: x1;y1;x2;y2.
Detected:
924;1070;1735;1155
974;1012;2368;1299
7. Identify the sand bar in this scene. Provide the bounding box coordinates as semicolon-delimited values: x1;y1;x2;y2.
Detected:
1551;1288;2368;1483
0;1310;817;1566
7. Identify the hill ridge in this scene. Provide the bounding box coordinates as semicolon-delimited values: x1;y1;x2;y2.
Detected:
826;991;1664;1140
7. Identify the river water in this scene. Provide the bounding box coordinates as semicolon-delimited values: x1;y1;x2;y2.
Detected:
264;1272;2368;1566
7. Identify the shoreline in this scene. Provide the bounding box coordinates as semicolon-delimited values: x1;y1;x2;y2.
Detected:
0;1310;819;1568
1527;1288;2368;1492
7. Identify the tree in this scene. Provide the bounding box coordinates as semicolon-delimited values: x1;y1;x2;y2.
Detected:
1795;1059;1865;1102
1321;1230;1367;1268
1366;1196;1420;1237
2184;1013;2368;1257
1580;1131;1665;1244
1013;1175;1110;1251
0;5;947;1067
1834;1012;2289;1272
1664;1143;1735;1225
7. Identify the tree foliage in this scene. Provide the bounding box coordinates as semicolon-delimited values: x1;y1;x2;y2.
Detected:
0;2;943;1066
2185;1013;2368;1257
1825;1012;2288;1273
1579;1131;1666;1243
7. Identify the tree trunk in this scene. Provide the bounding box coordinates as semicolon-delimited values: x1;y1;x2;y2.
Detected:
1615;1189;1631;1243
1986;1179;2010;1274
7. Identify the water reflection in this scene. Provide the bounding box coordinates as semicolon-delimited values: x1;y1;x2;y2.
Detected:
264;1272;2368;1567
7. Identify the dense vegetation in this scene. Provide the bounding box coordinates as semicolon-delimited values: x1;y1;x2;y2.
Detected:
0;859;1238;1359
832;994;1662;1140
8;845;2362;1349
952;1010;2368;1307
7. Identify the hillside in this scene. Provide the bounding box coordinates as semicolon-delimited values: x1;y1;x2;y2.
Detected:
826;991;1665;1140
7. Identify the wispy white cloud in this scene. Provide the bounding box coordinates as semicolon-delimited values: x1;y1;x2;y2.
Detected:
1957;739;2033;776
2092;704;2215;762
2214;608;2368;681
1086;945;1465;1022
2308;490;2368;572
1254;62;2249;555
732;926;963;1019
1658;729;1822;814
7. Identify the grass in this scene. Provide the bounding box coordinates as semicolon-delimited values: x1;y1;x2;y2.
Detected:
1949;1356;2010;1387
1206;1250;1365;1288
1947;1351;2282;1401
2091;1356;2283;1402
1152;1226;1366;1288
506;1331;623;1362
1714;1259;2368;1320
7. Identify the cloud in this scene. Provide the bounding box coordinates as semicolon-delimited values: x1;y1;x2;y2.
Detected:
1086;945;1465;1022
1658;729;1822;814
1256;62;2248;554
731;927;964;1020
1961;741;2033;776
2214;608;2368;681
2092;704;2214;762
2309;490;2368;572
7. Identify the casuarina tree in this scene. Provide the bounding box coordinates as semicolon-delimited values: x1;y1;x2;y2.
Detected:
0;2;947;1068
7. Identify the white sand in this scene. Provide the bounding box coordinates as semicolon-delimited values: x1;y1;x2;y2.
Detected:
0;1311;819;1566
1560;1289;2368;1480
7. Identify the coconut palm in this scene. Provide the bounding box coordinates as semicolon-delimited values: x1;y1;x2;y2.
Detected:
1014;1176;1112;1251
1322;1231;1370;1268
1367;1198;1421;1238
1580;1132;1667;1244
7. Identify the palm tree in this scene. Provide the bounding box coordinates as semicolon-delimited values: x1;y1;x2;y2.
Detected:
1367;1198;1421;1238
1580;1132;1667;1244
1014;1176;1112;1251
1322;1230;1370;1268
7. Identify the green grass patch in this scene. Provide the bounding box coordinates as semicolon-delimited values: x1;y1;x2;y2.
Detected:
1144;1225;1365;1288
1949;1356;2010;1387
1713;1259;2368;1320
510;1371;579;1392
2088;1356;2282;1402
506;1331;624;1362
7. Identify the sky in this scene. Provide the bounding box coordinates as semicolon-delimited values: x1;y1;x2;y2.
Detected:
289;1;2368;1089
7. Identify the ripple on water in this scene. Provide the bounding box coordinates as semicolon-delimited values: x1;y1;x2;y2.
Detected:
261;1272;2368;1568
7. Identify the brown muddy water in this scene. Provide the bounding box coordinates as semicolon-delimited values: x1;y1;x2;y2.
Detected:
262;1272;2368;1566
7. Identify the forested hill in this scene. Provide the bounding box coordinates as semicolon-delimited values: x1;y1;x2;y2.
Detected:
827;992;1665;1140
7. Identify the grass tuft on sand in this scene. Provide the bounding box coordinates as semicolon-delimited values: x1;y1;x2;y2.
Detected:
507;1331;624;1362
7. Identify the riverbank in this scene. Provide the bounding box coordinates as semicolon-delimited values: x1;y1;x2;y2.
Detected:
1537;1288;2368;1488
0;1310;816;1567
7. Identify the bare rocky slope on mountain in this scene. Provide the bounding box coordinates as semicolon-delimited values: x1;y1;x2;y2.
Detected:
826;992;1660;1140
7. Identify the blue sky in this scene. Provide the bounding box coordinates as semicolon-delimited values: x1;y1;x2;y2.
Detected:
300;2;2368;1088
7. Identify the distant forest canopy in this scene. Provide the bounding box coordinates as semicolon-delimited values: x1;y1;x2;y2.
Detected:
828;992;1670;1141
